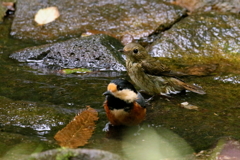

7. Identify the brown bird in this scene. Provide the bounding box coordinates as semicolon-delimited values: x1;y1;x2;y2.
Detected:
103;79;146;131
119;43;206;95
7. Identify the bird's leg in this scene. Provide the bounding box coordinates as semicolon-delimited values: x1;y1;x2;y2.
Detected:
159;93;172;98
146;94;172;101
145;95;155;103
138;89;149;95
134;125;144;136
102;122;112;132
138;90;156;103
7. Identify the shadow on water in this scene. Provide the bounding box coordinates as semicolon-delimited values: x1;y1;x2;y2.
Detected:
0;17;240;159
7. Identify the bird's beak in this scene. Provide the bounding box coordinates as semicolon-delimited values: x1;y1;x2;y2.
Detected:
118;49;124;52
103;90;112;96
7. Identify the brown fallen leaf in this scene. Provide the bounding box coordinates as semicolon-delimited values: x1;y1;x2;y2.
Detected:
54;106;99;148
2;2;15;10
81;30;117;39
184;64;218;76
34;6;60;25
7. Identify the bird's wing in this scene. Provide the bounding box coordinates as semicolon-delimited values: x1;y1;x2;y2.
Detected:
141;59;171;76
173;78;206;95
136;92;146;108
141;59;188;77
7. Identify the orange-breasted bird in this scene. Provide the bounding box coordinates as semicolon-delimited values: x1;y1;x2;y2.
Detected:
103;79;146;131
119;43;206;95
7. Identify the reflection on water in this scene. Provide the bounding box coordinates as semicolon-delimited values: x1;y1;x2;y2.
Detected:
122;125;194;160
214;75;240;84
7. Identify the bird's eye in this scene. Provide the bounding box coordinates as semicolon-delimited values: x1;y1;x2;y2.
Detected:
133;49;138;54
117;85;123;90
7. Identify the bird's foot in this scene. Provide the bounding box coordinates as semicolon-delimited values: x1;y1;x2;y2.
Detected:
145;95;155;103
160;93;172;98
139;90;150;95
134;125;144;136
102;122;112;132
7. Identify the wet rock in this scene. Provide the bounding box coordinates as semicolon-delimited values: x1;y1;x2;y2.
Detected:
10;0;186;42
29;148;123;160
0;96;75;135
10;34;125;71
149;12;240;60
196;138;240;160
169;0;240;13
0;132;54;160
217;139;240;160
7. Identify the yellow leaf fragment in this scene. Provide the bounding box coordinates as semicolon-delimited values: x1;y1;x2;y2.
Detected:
34;6;60;25
54;106;99;148
181;102;199;111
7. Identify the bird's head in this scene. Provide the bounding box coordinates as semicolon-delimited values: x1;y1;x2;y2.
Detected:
103;79;138;103
118;43;149;62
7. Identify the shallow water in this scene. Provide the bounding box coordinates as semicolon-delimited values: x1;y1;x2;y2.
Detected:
0;17;240;159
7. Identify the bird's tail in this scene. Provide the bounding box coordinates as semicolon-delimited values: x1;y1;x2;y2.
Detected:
182;82;206;94
174;78;206;95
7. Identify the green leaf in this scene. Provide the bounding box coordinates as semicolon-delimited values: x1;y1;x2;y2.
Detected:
60;68;92;74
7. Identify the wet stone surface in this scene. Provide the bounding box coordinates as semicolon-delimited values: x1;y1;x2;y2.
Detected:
196;137;240;159
149;12;240;59
0;96;75;134
0;132;56;160
168;0;240;13
147;11;240;75
11;0;186;42
10;34;125;71
0;0;240;159
29;148;124;160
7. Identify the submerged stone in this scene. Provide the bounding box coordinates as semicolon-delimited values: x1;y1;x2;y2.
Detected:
10;0;186;42
29;148;123;160
10;34;125;71
0;96;74;132
0;132;51;160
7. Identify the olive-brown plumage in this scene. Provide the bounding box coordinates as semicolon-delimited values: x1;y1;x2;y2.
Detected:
120;43;206;95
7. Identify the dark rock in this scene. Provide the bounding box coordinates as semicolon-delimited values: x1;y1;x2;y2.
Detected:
10;0;186;42
10;34;125;71
149;12;240;59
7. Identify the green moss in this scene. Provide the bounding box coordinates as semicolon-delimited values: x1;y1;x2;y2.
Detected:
55;148;77;160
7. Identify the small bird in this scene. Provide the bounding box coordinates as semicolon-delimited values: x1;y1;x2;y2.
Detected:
119;43;206;95
103;79;146;131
